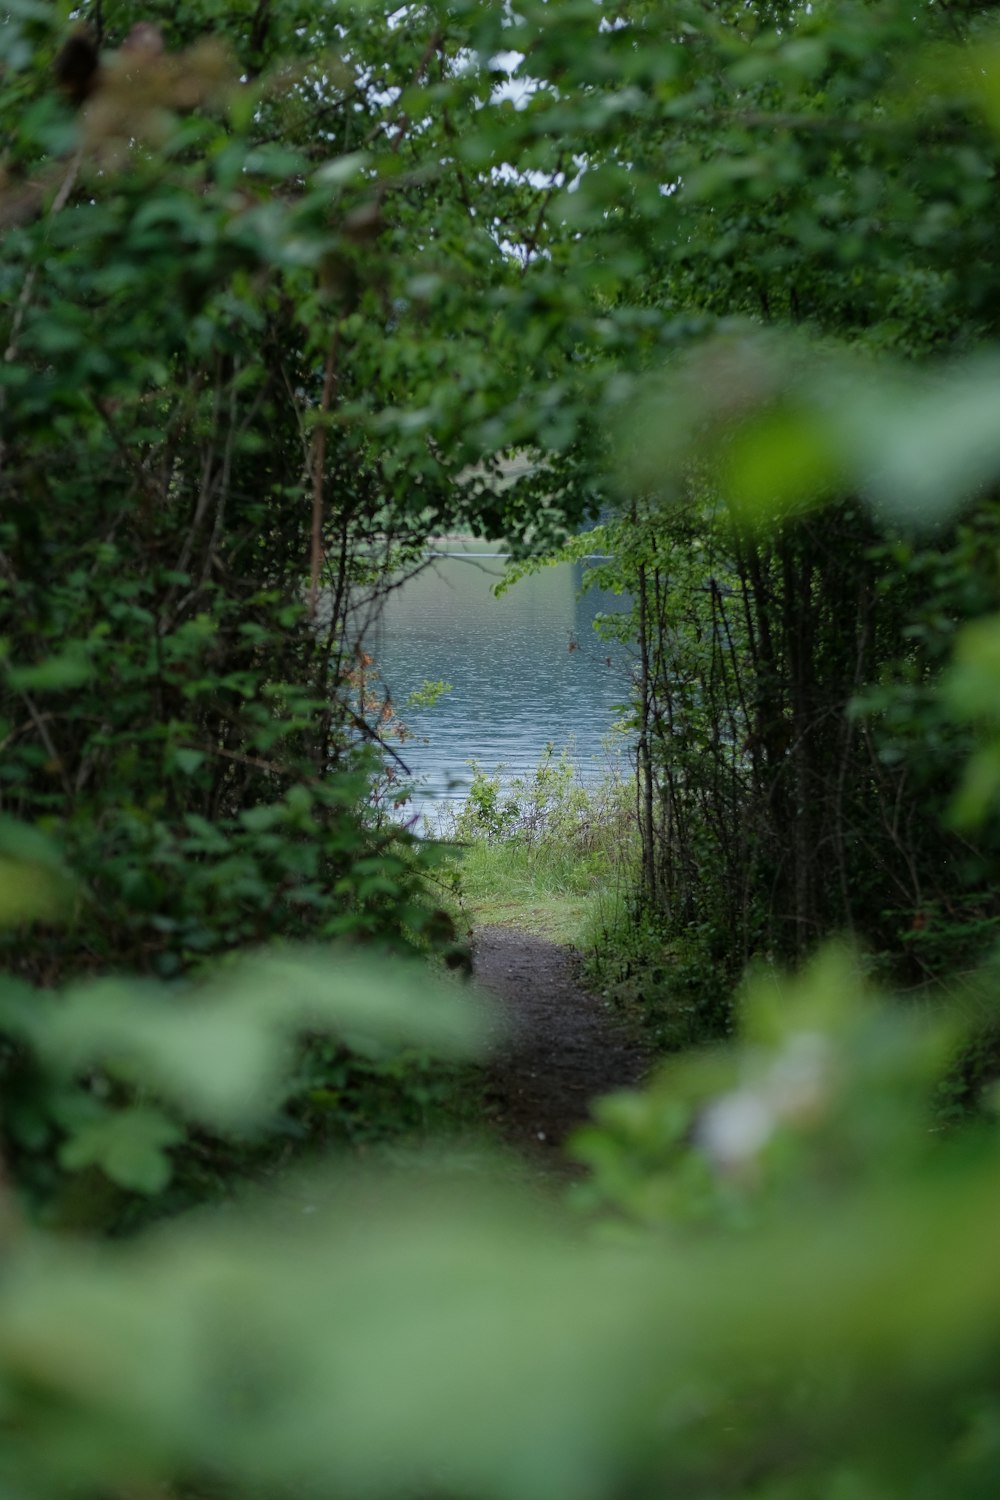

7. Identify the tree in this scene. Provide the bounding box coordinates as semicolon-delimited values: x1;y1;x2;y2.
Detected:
523;0;1000;1007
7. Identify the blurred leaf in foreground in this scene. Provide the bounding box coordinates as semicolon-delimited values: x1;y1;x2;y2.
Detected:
58;1106;183;1194
0;949;997;1500
3;1137;1000;1499
0;946;489;1134
0;818;75;928
944;614;1000;830
620;332;1000;532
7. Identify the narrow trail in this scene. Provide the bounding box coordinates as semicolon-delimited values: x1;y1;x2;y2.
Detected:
472;925;649;1172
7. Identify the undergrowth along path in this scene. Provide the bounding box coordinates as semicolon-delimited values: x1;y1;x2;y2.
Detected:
472;925;649;1171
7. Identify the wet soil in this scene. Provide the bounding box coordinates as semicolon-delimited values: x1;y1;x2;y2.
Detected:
472;925;649;1172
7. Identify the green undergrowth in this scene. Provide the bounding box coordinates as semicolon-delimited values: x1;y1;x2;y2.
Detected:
450;841;604;943
583;907;739;1053
437;748;638;947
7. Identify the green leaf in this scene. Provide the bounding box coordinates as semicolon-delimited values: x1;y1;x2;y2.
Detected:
7;645;93;691
721;403;843;524
244;145;311;179
59;1107;183;1194
313;151;370;187
239;804;284;833
944;616;1000;723
2;950;488;1132
0;819;75;928
172;748;206;776
949;746;1000;831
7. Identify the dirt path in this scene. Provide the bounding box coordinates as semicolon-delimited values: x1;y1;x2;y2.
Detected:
472;925;649;1172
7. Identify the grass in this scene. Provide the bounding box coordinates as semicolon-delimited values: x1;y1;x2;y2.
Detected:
450;841;606;943
434;748;638;948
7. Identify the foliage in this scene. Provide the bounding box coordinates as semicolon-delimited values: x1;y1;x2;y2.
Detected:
599;362;1000;1025
0;824;484;1221
0;1;463;989
10;1;1000;1499
0;0;554;1166
5;916;1000;1500
452;747;600;850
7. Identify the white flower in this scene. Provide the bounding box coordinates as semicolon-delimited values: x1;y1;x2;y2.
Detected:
696;1031;836;1173
696;1088;775;1171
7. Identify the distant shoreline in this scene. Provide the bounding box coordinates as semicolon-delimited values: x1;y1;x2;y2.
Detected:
422;539;615;561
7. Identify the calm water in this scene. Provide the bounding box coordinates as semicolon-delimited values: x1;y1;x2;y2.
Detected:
358;545;634;817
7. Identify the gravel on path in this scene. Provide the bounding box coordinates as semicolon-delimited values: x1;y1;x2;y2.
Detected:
472;925;649;1171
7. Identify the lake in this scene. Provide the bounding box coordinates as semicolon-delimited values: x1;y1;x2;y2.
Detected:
357;543;635;820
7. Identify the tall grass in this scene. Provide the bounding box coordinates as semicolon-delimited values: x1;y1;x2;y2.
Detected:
436;746;639;946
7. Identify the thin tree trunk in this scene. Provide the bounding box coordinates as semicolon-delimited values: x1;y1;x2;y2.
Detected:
636;555;657;907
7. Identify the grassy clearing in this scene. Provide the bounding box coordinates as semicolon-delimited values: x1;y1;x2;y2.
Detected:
434;747;638;947
451;842;604;943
